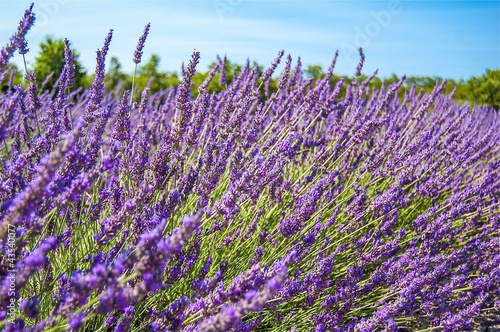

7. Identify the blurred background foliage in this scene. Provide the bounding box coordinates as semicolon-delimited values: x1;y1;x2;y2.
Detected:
1;35;499;110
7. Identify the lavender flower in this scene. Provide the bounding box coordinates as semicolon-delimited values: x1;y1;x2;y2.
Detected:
133;23;151;64
173;50;200;141
0;3;35;69
261;50;285;83
68;312;86;330
354;47;365;77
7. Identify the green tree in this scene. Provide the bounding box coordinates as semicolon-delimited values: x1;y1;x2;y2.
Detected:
0;63;23;92
104;56;128;92
33;36;87;89
135;54;180;94
304;64;324;81
467;69;500;110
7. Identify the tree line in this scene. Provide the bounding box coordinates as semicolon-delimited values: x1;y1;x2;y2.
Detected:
2;36;499;110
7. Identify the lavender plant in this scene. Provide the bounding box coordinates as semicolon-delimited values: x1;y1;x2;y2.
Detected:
0;4;499;332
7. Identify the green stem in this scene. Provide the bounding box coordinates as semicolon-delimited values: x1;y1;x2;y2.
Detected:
22;53;41;137
21;54;28;77
3;140;8;156
130;64;137;106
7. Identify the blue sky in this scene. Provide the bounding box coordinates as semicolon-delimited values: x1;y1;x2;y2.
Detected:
1;0;499;80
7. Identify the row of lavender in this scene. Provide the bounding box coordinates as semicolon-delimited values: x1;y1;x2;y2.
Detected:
1;4;499;331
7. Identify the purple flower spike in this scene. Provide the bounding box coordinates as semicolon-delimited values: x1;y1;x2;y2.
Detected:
355;47;365;77
68;312;86;330
0;3;35;69
133;23;151;64
20;298;40;319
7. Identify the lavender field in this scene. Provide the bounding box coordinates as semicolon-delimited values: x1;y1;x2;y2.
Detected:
1;4;499;332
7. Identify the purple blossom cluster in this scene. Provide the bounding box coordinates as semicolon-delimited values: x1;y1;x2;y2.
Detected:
0;4;499;331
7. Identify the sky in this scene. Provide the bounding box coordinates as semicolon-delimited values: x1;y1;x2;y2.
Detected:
0;0;499;80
